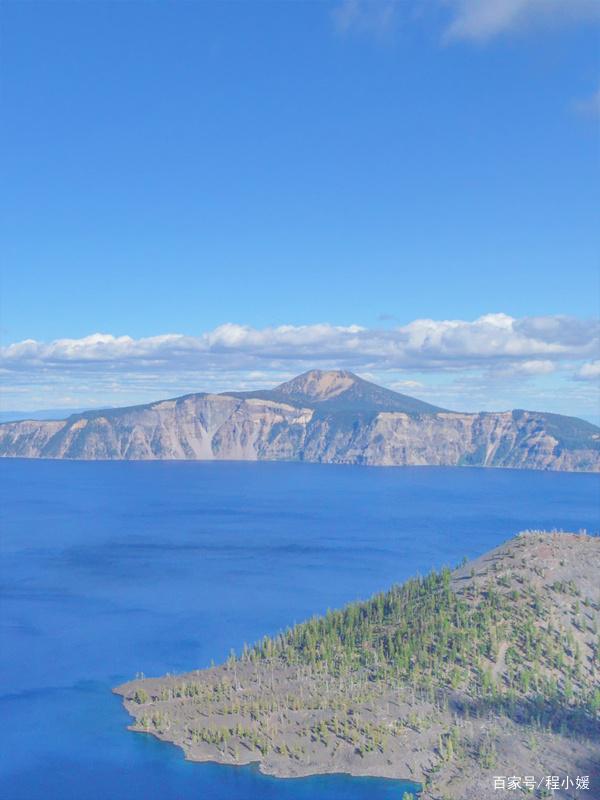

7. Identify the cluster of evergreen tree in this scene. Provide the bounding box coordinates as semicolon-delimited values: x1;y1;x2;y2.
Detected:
241;564;598;721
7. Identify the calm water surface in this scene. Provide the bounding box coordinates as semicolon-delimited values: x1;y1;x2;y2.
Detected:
1;460;598;799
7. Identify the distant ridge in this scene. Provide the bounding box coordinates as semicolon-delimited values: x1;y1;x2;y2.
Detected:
0;407;95;424
0;370;598;471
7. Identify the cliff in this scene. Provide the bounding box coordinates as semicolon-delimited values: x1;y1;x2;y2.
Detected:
1;370;598;471
115;531;600;799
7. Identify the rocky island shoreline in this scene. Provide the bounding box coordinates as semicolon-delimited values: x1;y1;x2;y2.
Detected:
115;531;600;799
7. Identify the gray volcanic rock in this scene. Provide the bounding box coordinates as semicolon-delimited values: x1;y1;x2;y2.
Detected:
1;370;598;471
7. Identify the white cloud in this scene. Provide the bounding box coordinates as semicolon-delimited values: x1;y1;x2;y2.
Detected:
576;360;600;381
443;0;600;42
2;314;597;376
512;359;556;375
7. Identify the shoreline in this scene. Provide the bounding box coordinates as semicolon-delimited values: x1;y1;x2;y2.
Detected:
2;455;600;476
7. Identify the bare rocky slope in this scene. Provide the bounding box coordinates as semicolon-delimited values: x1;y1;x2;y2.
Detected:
115;532;600;800
1;370;598;471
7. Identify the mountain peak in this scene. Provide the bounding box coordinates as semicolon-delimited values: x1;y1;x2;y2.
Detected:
266;369;447;415
275;370;358;402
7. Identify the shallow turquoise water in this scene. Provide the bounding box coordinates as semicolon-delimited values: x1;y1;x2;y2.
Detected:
1;460;598;799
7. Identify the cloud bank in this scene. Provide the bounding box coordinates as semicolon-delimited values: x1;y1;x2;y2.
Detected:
0;313;600;374
2;314;597;419
2;314;598;375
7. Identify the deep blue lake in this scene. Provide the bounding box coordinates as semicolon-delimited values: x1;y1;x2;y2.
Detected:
1;460;598;799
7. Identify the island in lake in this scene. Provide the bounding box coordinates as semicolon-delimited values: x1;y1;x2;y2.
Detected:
115;531;600;800
1;370;599;471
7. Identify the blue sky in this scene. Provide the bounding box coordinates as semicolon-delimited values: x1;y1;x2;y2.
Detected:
1;0;599;419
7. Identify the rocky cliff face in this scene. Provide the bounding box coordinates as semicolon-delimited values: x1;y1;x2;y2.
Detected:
1;370;598;471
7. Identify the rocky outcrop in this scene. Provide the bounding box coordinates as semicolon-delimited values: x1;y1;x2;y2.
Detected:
1;370;598;471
